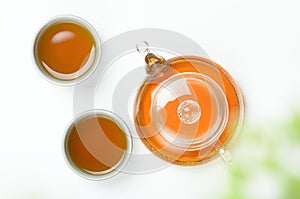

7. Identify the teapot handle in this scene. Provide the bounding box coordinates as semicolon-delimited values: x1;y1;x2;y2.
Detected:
136;41;169;78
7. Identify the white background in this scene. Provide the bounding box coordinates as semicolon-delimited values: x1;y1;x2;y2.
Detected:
0;0;300;198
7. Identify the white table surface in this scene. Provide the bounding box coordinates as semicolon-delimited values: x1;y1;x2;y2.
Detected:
1;0;299;198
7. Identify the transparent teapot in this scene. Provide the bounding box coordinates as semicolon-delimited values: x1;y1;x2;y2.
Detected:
134;42;244;166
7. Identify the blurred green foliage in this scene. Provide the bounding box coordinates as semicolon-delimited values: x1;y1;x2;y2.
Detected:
219;112;300;199
286;113;300;143
282;174;300;199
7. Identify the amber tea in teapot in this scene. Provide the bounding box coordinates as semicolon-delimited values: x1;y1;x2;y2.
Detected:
134;42;244;166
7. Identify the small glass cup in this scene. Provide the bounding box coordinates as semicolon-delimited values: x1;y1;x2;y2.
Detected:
62;109;132;180
33;15;101;86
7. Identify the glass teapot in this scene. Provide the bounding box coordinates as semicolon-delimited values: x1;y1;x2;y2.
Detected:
134;42;244;166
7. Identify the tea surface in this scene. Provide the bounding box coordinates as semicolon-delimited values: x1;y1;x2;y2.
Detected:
66;115;127;175
35;21;96;80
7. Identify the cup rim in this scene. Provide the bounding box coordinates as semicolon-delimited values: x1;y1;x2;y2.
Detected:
32;14;101;86
62;109;133;181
